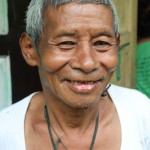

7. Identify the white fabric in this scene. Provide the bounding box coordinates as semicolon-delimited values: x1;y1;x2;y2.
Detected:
0;85;150;150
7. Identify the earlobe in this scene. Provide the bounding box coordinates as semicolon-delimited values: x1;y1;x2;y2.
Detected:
19;32;39;66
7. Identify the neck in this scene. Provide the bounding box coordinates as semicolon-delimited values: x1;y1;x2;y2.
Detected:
42;83;114;136
43;94;113;136
46;98;100;135
44;103;100;150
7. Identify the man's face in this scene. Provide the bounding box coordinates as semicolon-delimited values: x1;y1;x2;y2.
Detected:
38;3;119;108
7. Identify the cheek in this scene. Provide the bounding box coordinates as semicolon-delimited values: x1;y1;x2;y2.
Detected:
38;37;72;72
40;51;71;72
100;52;118;72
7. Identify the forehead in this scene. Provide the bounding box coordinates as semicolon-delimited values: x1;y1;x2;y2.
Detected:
43;3;114;36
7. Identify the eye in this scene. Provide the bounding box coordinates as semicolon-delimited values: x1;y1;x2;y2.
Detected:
57;41;76;50
94;41;110;46
93;41;111;51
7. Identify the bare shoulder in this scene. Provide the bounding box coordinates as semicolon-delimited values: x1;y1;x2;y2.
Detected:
25;91;45;126
96;95;121;150
24;92;51;150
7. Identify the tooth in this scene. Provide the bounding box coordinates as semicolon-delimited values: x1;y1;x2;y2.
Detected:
71;81;95;85
74;82;78;85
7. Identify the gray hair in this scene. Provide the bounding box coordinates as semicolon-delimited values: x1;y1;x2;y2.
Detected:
26;0;119;48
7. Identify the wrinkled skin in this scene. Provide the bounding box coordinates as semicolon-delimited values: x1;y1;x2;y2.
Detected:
37;3;120;108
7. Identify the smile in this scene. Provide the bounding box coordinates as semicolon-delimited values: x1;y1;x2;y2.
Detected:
70;81;97;85
66;79;104;93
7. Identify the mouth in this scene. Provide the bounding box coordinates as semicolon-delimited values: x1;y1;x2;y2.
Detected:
65;78;105;93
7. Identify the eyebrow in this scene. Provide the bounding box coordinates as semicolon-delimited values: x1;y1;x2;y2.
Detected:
93;31;114;38
55;31;77;38
53;30;114;39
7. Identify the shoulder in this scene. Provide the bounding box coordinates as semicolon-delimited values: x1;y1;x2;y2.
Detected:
109;84;150;102
0;93;36;122
109;85;150;142
0;93;36;149
109;84;150;123
109;84;150;113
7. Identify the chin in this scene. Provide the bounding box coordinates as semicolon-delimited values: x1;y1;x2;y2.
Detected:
60;97;100;109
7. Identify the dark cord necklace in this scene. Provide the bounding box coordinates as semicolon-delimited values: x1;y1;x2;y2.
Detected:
44;106;99;150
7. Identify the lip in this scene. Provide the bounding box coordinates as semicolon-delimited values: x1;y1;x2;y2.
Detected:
65;79;103;94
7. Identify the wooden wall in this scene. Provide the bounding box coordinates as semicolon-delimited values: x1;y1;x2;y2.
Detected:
111;0;138;88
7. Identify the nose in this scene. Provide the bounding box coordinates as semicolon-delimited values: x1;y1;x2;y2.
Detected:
70;43;99;73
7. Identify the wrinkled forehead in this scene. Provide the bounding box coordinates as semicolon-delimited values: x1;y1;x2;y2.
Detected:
41;3;115;39
43;3;114;26
44;2;112;15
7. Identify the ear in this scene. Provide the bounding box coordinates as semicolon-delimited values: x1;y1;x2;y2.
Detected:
19;33;39;66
